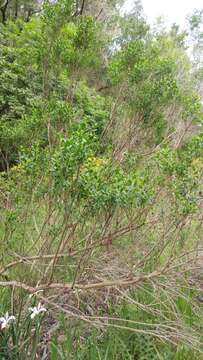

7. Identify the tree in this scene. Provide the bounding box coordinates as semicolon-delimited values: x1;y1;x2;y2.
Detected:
187;9;203;67
0;0;42;23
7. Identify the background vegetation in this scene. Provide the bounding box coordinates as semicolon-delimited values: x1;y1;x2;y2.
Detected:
0;0;203;358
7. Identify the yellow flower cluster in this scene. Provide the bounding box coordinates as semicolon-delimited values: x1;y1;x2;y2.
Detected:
86;156;108;168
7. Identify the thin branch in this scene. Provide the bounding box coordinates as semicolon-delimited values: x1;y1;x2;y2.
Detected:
79;0;85;15
0;0;11;24
96;8;103;20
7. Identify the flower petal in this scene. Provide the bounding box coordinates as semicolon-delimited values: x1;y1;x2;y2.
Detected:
39;307;46;313
30;312;36;319
8;316;15;322
28;307;35;312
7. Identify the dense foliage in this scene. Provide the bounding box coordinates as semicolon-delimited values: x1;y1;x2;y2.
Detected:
0;0;203;359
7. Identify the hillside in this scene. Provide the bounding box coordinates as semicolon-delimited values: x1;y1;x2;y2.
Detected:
0;1;203;359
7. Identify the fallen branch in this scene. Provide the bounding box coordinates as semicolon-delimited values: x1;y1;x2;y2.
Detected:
0;269;162;292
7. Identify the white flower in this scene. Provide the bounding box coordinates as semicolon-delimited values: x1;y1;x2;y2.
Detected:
0;312;15;330
29;302;47;319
